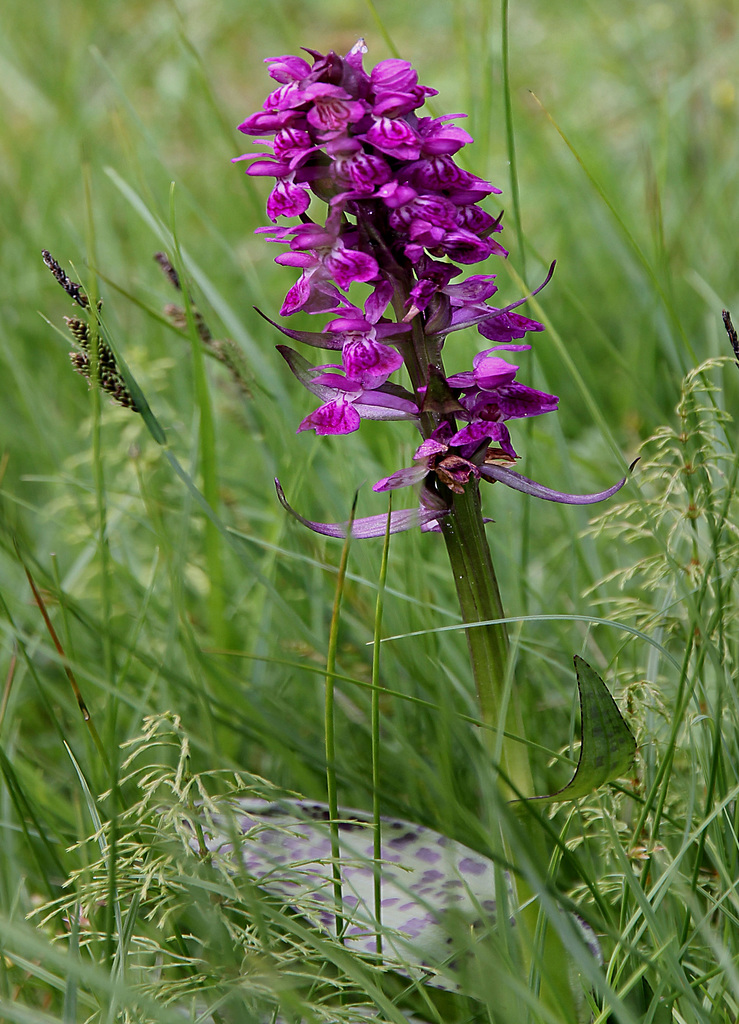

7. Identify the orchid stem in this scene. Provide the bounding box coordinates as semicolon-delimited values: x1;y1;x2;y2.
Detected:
441;480;533;798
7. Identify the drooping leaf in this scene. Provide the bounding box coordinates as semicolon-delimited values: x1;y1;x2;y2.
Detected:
532;656;636;803
195;797;602;998
196;798;509;993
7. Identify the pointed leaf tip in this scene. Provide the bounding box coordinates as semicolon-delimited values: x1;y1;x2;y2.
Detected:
480;463;630;504
521;655;636;804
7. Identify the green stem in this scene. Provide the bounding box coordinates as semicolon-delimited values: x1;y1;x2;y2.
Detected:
440;481;508;726
391;272;534;794
372;499;392;956
325;493;358;941
440;480;533;798
169;187;227;649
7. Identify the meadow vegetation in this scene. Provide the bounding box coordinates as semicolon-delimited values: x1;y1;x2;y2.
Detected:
0;0;738;1020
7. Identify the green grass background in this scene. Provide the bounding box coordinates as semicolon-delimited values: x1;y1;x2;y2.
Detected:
1;0;739;1020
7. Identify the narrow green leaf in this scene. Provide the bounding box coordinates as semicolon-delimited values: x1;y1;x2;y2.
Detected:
533;656;636;803
62;903;79;1024
325;491;358;941
97;318;167;445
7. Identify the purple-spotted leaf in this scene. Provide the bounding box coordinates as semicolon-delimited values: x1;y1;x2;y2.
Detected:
195;797;602;997
529;656;636;803
196;798;509;993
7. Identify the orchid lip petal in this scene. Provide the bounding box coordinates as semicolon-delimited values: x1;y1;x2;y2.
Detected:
479;460;635;504
275;480;448;537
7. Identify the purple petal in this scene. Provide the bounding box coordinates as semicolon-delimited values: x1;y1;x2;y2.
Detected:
264;80;307;112
273;127;314;159
274;251;318;269
298;396;361;435
471;354;519;389
334;152;393;193
450;421;515;454
444;274;498;303
372;320;412;340
456;205;500;235
496;383;559;418
342;337;403;387
310;372;360;391
363;117;421;159
445;370;475;388
275;480;448;537
323;247;378;290
373;465;428;492
244;158;292;178
238;109;302;135
417;116;474;156
479;463;631;504
376;181;418;208
441;230;499;265
287;221;338;249
370;59;419;94
266;180;311;220
477;310;545;343
364;279;395;322
391;195;458;232
265;54;313;83
280;272;313;315
414;437;448;458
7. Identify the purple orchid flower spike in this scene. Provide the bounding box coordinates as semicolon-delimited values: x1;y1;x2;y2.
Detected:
237;41;629;540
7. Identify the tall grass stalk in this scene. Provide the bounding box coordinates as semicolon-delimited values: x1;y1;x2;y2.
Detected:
371;501;392;956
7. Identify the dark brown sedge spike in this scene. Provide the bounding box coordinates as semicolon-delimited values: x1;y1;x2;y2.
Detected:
156;253;251;394
154;250;181;291
41;249;90;309
64;316;91;349
64;317;139;412
722;310;739;370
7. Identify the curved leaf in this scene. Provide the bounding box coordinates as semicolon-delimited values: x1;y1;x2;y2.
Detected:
531;656;636;803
